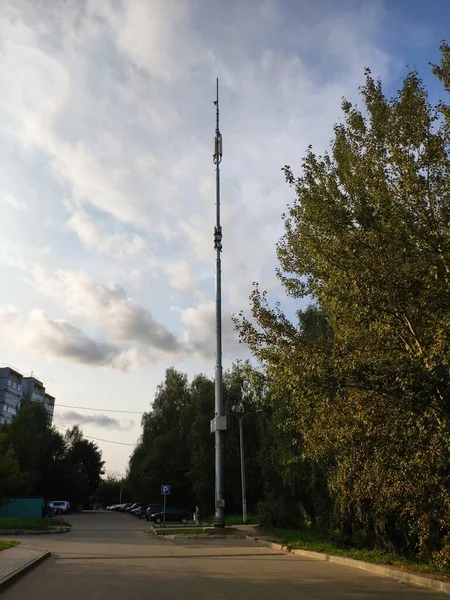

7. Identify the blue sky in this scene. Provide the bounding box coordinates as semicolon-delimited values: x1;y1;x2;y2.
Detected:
0;0;448;475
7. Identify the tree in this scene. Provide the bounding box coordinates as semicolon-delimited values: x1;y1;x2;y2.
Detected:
6;397;51;494
0;433;26;503
92;476;128;508
236;44;450;562
185;374;215;514
127;369;192;506
64;425;105;508
126;365;267;517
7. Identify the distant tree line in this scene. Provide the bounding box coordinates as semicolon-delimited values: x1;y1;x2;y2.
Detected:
125;363;264;516
127;44;450;567
0;397;104;509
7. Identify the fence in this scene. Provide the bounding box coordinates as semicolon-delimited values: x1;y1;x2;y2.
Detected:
0;497;44;519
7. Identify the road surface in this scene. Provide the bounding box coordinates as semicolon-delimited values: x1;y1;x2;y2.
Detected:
1;511;444;599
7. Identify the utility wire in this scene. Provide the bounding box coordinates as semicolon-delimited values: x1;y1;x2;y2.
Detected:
56;404;145;415
55;426;136;447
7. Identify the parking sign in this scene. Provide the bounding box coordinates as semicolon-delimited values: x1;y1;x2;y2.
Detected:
161;484;171;495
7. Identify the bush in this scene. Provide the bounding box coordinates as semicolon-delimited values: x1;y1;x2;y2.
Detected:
257;494;307;528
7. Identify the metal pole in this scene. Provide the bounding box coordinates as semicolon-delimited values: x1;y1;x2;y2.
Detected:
239;417;247;524
119;479;123;504
212;78;226;527
163;494;166;527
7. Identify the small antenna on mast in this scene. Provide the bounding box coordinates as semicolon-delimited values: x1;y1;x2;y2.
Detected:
213;78;222;165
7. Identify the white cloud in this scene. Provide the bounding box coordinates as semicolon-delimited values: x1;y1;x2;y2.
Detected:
55;410;134;431
0;0;396;472
66;208;148;260
2;193;26;211
0;307;142;370
177;300;245;361
114;0;198;82
26;309;142;370
165;261;195;292
29;268;180;354
0;305;21;325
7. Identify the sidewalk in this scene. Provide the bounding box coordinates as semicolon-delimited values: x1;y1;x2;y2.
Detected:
0;545;50;588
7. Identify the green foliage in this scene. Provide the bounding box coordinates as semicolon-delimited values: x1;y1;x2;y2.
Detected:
126;363;265;516
0;434;26;504
261;526;450;577
235;44;450;565
64;425;105;507
0;401;104;509
0;540;19;551
92;476;129;508
0;517;71;530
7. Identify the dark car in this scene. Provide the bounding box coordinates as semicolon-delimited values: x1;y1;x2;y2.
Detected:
148;507;190;524
135;503;159;519
144;504;164;520
131;503;148;517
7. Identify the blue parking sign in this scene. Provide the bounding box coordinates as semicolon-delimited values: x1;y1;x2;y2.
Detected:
161;484;171;495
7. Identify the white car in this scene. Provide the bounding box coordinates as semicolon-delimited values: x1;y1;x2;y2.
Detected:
49;500;70;514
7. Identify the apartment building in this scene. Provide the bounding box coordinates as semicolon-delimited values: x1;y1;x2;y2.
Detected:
0;366;22;425
0;366;56;425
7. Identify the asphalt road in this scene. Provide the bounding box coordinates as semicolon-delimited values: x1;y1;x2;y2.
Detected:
1;511;445;599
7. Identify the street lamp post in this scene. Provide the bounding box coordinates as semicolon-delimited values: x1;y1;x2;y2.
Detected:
231;409;262;525
238;416;247;524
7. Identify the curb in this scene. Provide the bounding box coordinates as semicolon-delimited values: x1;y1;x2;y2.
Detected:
0;528;70;536
0;550;51;590
159;534;228;540
246;537;450;595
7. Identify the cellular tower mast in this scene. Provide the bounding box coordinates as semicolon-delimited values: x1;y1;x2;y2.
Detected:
211;78;226;527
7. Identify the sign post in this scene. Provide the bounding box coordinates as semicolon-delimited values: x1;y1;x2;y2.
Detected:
161;484;170;527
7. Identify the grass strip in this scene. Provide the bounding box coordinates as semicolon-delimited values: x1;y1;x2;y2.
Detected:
0;540;19;551
0;517;71;530
260;527;450;578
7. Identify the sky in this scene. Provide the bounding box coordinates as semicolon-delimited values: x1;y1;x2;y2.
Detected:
0;0;448;476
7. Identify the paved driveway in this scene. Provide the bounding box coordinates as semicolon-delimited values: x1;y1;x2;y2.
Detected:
1;511;444;599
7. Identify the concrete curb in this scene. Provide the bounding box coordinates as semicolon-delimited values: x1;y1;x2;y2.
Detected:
0;528;70;536
160;534;228;540
0;549;51;590
246;536;450;595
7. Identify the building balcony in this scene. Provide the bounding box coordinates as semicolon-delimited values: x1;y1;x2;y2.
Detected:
6;380;22;396
0;403;17;420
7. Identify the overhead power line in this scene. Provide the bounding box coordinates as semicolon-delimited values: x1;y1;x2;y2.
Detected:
55;426;136;447
56;404;145;415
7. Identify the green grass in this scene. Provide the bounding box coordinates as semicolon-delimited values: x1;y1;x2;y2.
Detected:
0;540;19;551
204;514;259;526
154;527;206;536
154;526;238;536
260;527;450;578
0;517;71;531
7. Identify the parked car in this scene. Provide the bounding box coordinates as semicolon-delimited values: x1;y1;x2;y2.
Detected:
133;503;163;519
147;507;190;524
135;504;151;519
120;502;134;512
145;504;164;521
125;503;140;514
49;500;70;515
